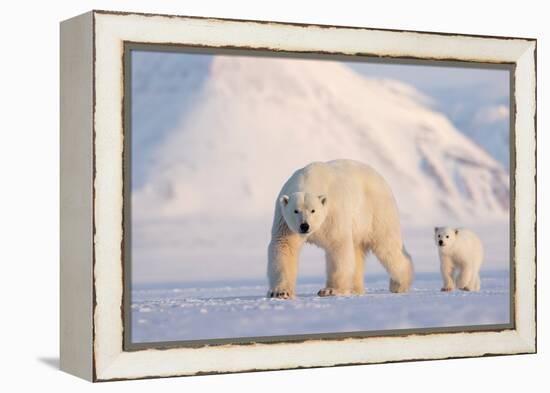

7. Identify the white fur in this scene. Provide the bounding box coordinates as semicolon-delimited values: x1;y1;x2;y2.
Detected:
267;159;414;298
434;227;484;292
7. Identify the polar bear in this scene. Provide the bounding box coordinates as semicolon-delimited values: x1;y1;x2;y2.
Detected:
267;159;414;298
434;227;484;292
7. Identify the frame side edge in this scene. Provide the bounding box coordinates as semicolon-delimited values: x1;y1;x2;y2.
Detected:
60;11;94;381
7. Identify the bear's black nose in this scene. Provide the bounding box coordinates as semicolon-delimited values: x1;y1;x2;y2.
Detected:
300;223;310;233
438;240;443;246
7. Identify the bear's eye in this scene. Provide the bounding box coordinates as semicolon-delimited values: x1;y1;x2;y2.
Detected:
294;210;299;214
446;235;449;238
438;235;441;238
311;209;315;213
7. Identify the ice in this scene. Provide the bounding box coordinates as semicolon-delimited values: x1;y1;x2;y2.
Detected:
130;271;510;344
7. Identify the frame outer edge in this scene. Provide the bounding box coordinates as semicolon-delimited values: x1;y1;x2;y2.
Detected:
91;11;538;380
513;41;537;352
59;11;95;382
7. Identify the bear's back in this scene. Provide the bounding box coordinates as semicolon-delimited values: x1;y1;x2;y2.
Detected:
456;228;479;242
294;160;385;188
279;160;395;209
454;229;484;260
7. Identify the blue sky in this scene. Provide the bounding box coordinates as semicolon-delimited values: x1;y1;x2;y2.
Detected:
349;61;509;93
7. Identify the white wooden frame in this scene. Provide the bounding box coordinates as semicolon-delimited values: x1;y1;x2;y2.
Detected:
60;10;536;382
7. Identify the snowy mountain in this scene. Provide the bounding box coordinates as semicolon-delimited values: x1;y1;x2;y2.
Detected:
426;87;510;169
132;54;509;225
348;62;511;169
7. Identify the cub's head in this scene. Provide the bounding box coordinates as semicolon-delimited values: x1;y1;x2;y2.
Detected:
434;227;459;250
279;192;328;235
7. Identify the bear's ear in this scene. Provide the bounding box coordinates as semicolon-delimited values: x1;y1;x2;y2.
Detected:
279;195;289;207
434;227;440;233
455;229;459;235
319;195;327;205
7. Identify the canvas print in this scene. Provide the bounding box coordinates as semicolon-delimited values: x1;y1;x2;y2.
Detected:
127;49;511;346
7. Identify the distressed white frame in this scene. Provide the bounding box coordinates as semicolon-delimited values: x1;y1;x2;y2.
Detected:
61;10;536;381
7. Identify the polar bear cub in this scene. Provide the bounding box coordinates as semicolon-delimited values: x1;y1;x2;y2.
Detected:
267;159;414;299
434;227;484;292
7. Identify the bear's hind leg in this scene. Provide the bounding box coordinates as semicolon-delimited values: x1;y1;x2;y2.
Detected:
374;246;414;293
457;266;475;291
465;273;481;292
472;274;481;291
353;246;366;295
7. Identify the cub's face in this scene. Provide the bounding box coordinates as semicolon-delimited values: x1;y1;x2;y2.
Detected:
434;227;458;251
279;192;328;235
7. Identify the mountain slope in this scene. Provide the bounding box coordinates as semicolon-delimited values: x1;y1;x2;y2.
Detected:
132;55;509;225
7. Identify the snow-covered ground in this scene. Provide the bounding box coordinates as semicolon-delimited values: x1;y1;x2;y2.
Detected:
131;270;510;344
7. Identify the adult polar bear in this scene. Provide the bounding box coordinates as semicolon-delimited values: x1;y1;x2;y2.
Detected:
267;159;414;298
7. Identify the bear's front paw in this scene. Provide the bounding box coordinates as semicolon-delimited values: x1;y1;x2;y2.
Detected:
317;287;336;297
317;287;351;297
459;286;472;292
441;287;454;292
267;289;292;299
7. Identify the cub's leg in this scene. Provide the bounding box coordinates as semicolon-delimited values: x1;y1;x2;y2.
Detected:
457;265;475;291
440;256;456;292
318;237;355;297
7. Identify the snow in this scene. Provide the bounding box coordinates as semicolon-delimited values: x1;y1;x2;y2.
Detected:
131;271;510;343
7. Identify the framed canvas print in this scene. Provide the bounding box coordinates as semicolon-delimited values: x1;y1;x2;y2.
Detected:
60;10;537;381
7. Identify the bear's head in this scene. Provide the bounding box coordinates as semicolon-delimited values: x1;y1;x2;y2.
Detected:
434;227;459;251
279;192;328;235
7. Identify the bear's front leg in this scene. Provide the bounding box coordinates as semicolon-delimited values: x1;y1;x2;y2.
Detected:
318;238;355;297
440;257;456;292
267;235;304;299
